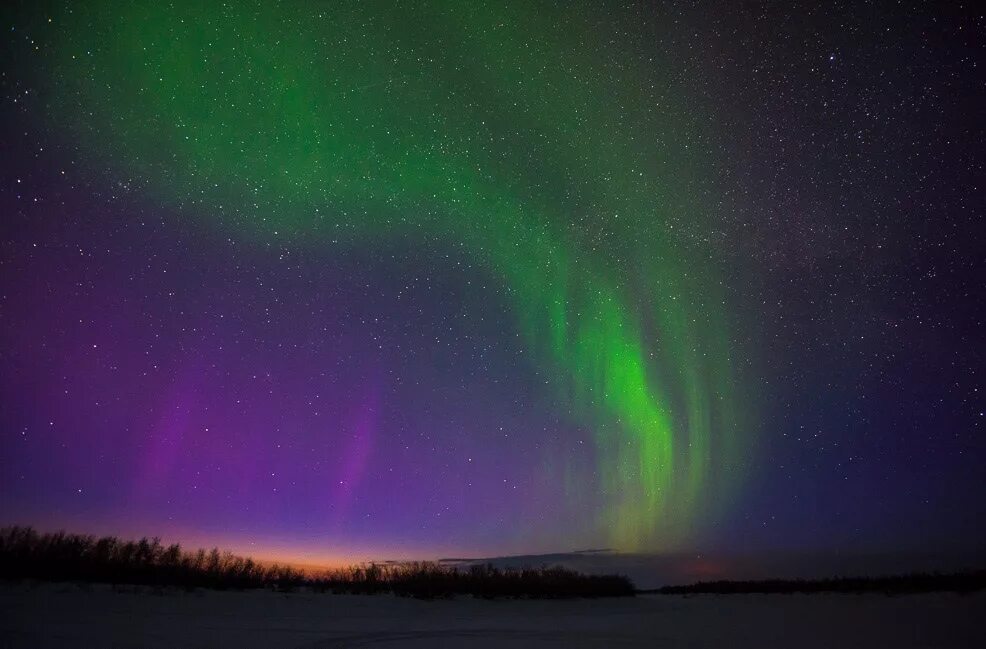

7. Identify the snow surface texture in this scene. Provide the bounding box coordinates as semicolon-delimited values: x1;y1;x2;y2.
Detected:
1;583;984;648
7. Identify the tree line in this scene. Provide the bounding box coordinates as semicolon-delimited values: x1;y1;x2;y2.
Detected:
0;526;635;598
652;572;986;595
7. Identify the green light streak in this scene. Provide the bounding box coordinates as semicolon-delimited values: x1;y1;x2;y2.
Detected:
47;0;746;549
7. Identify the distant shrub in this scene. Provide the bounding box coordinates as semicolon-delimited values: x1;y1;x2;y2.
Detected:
0;526;635;598
653;572;986;595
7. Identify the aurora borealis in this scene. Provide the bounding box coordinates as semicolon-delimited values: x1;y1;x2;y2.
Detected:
1;1;983;566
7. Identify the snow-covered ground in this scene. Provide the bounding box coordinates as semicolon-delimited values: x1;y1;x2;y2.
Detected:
1;583;983;648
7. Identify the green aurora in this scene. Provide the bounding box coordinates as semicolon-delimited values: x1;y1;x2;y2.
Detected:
45;1;747;550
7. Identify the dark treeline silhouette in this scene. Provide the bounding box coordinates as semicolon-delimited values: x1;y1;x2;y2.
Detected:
0;526;305;591
315;562;635;598
0;527;634;598
652;572;986;595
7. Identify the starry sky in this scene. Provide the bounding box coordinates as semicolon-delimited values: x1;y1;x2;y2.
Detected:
1;1;983;566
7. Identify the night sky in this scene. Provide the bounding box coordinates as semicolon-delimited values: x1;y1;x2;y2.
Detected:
1;1;983;567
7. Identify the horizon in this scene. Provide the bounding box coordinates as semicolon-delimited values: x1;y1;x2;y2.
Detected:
7;522;985;591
